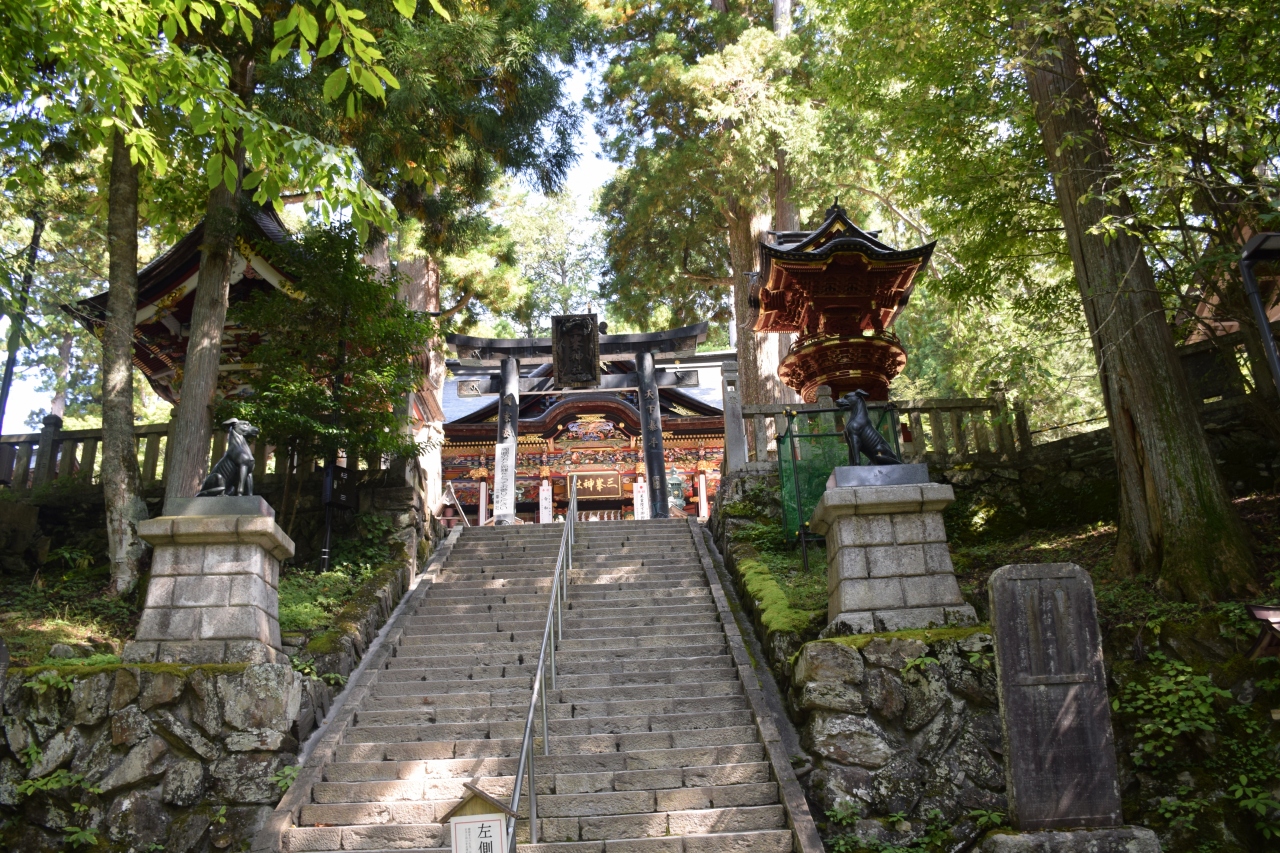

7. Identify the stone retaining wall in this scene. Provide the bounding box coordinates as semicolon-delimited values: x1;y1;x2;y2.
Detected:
790;632;1007;849
0;662;323;852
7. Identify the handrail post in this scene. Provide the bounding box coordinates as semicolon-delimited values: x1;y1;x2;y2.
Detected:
540;675;550;757
527;735;538;843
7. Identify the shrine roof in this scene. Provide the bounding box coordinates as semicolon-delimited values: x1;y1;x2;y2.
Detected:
65;206;294;404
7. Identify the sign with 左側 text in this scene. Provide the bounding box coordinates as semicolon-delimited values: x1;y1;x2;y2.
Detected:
451;813;506;853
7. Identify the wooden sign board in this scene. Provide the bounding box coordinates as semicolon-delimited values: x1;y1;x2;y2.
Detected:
575;471;622;500
450;814;506;853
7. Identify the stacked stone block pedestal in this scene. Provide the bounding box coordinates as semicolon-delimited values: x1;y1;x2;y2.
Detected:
124;511;295;665
811;483;976;633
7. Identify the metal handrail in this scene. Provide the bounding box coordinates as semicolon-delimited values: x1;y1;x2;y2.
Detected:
506;474;577;849
442;482;471;527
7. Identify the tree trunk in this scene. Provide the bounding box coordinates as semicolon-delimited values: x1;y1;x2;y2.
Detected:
163;55;254;510
1022;23;1254;601
102;129;150;596
0;209;44;431
50;332;73;418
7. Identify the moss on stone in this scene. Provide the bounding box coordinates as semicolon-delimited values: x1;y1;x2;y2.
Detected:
733;555;824;636
823;625;990;650
304;629;347;655
9;661;251;678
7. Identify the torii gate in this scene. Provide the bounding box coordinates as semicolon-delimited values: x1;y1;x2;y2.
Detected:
446;316;708;523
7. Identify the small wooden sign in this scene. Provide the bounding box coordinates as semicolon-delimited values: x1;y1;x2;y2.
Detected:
443;782;513;853
450;814;506;853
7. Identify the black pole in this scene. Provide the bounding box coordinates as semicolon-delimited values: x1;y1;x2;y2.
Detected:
1240;254;1280;400
637;350;669;516
320;494;333;571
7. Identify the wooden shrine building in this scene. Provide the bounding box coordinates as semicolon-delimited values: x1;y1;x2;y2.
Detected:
69;205;444;426
440;321;725;524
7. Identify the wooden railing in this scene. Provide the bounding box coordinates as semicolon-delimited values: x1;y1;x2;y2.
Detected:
732;382;1032;469
0;416;406;492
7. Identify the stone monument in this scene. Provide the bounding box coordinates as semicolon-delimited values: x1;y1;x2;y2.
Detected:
125;421;293;665
810;470;976;633
981;563;1160;852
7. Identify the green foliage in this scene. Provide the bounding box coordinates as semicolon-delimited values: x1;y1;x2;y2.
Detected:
827;808;952;853
1112;652;1232;766
23;669;73;695
36;653;121;668
62;825;100;848
1227;775;1280;840
16;769;100;798
224;224;435;461
1155;788;1210;832
18;742;42;769
270;764;301;793
967;809;1005;830
900;655;940;674
279;513;396;635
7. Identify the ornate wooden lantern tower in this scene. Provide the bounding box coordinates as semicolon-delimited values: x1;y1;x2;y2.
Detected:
749;202;934;401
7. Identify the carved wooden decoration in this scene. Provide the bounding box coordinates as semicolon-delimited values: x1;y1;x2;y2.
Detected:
552;314;601;389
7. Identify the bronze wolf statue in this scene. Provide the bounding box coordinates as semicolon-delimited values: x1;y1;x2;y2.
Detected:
196;419;259;496
837;389;902;466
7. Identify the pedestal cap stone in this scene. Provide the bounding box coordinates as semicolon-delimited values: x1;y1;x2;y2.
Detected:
825;463;930;489
167;495;275;518
977;827;1160;853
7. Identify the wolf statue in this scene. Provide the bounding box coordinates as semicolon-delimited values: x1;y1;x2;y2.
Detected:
196;419;260;496
836;389;902;466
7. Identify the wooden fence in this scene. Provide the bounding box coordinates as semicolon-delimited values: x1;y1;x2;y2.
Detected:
0;416;404;492
736;382;1033;467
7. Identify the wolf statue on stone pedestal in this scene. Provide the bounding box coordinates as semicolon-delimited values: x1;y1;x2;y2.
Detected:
196;419;259;496
836;389;902;466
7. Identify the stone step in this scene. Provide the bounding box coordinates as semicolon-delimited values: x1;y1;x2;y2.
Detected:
375;654;736;683
284;808;786;851
321;757;771;789
341;709;755;743
395;622;722;646
425;583;712;599
382;643;729;671
283;829;792;853
393;632;727;658
339;721;761;756
353;695;749;726
364;680;744;709
409;594;716;614
407;591;714;610
426;576;708;593
372;667;741;696
335;727;762;758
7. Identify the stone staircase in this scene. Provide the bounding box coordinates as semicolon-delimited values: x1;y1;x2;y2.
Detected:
273;518;815;853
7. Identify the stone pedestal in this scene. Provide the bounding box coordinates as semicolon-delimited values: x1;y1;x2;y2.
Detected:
810;480;976;633
977;827;1160;852
124;498;294;664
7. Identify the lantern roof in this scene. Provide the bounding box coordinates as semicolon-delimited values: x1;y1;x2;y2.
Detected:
750;202;935;337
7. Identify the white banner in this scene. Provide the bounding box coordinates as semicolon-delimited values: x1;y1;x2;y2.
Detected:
633;478;649;520
539;479;553;523
493;443;516;520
